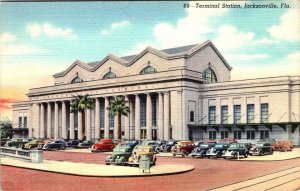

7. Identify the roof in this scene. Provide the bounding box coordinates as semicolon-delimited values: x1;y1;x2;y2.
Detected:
53;40;232;77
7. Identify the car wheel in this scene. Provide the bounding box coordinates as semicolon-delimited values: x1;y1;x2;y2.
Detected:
105;163;110;165
244;153;248;158
172;153;176;157
61;145;66;150
259;150;264;156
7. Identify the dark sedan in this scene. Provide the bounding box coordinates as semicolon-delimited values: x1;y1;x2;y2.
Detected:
191;141;216;158
42;140;66;151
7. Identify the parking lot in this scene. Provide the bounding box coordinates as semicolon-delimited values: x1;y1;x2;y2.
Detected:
1;149;300;191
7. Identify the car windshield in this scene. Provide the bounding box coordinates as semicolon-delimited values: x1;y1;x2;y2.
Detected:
256;143;265;147
114;147;127;152
229;144;239;148
200;144;208;147
137;148;150;152
215;144;225;148
167;142;174;145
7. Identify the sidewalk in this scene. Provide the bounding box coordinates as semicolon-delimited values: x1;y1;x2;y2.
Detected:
0;157;194;177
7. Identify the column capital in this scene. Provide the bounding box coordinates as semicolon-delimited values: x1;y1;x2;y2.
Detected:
163;91;170;94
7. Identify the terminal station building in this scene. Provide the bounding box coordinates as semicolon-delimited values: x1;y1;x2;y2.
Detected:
12;40;300;145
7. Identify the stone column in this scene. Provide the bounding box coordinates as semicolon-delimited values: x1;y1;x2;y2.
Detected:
69;109;75;140
104;97;109;138
163;91;170;140
61;101;67;139
54;102;59;139
86;108;91;140
78;111;83;140
124;96;130;139
95;98;100;139
114;115;118;139
146;93;152;140
40;103;45;139
129;97;135;139
47;103;51;138
158;92;164;140
135;94;141;140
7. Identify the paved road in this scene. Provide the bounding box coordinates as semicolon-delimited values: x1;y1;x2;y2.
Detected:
1;151;300;191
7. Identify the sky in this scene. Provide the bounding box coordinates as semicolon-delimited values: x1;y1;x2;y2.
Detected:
0;1;299;120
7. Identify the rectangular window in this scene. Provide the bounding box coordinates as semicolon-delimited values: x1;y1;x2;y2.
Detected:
74;111;78;130
247;104;255;123
152;97;157;126
234;130;242;140
260;130;269;139
261;103;269;123
209;131;216;140
190;111;195;122
140;98;146;127
247;130;255;140
18;112;22;128
221;105;228;124
220;131;229;139
109;113;114;127
233;105;241;124
100;101;104;128
208;106;216;124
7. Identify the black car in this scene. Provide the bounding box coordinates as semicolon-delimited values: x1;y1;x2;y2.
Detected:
223;143;251;159
125;140;139;150
191;141;216;158
66;140;79;148
161;140;178;152
77;140;93;148
249;142;274;156
43;140;66;151
206;142;230;158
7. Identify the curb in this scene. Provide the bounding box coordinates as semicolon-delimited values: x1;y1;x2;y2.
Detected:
0;162;194;178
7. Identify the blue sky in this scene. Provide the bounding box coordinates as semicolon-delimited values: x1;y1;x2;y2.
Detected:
0;1;299;119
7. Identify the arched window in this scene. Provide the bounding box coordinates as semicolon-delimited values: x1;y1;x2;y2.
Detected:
71;76;83;83
103;71;116;79
203;67;217;83
140;66;157;74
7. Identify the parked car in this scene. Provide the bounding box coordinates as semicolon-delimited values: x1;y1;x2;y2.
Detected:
191;141;216;158
128;145;156;166
91;139;115;152
125;140;139;150
1;138;10;146
77;140;93;148
4;138;24;148
206;142;230;158
24;139;44;149
171;140;196;157
273;140;294;152
105;144;133;165
141;140;161;153
249;141;274;156
42;139;66;151
223;143;250;159
91;138;100;144
66;140;80;148
37;139;51;150
193;141;204;148
161;140;178;152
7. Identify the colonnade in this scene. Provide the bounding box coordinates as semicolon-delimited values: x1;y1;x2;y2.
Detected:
36;92;171;141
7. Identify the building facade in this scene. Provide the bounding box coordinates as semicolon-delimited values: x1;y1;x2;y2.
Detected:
12;40;300;144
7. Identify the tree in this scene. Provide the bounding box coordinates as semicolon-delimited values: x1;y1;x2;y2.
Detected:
107;96;129;140
70;94;95;140
0;119;13;138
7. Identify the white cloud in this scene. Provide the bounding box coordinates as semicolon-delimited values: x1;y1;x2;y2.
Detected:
123;5;228;55
26;23;77;39
227;53;270;62
101;20;130;35
268;9;300;41
213;25;255;53
252;37;278;46
231;51;300;80
0;32;44;56
0;32;16;43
